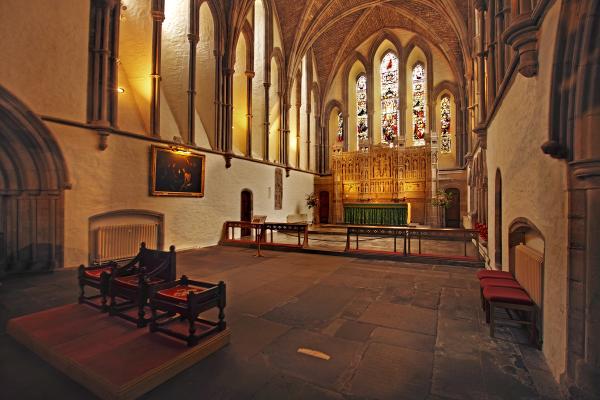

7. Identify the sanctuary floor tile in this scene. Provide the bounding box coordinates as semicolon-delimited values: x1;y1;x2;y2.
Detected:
0;246;563;400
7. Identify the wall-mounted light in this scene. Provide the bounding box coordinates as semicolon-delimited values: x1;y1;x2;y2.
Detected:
169;145;191;155
117;87;125;94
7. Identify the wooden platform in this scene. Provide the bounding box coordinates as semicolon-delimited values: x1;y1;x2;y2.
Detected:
6;304;230;400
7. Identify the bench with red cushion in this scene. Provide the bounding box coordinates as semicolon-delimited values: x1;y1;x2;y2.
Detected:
482;285;537;347
476;269;513;280
479;278;521;289
483;286;533;305
149;275;226;347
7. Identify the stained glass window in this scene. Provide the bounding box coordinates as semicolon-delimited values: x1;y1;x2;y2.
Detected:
356;75;368;143
440;95;451;153
380;52;399;146
337;112;344;142
412;63;426;146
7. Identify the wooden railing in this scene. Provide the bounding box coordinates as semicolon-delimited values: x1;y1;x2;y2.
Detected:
345;225;480;259
222;221;309;249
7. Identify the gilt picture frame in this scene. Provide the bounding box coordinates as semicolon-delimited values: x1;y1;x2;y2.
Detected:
150;145;205;197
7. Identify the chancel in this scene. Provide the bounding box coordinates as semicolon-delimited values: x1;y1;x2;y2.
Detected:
1;0;599;399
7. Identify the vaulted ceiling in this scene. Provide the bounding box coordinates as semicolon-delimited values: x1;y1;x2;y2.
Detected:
271;0;470;94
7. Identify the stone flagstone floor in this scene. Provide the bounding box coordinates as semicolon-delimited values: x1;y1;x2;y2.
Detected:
0;246;563;399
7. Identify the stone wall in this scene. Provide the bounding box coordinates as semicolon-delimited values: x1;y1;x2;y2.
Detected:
485;0;567;378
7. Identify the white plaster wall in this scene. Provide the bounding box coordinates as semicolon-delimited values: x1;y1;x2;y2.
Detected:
195;3;217;148
485;0;566;378
0;0;89;121
49;124;314;267
119;0;153;133
269;58;281;163
233;36;248;155
161;0;190;138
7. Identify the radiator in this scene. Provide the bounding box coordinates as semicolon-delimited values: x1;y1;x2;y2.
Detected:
94;224;158;264
515;244;544;306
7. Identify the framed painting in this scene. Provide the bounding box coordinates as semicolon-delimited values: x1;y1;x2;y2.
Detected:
151;145;205;197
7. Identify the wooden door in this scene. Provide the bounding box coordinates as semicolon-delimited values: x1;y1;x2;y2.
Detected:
445;188;461;228
241;190;253;237
319;191;330;224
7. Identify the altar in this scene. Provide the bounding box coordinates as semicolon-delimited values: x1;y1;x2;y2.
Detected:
343;203;411;226
322;144;435;225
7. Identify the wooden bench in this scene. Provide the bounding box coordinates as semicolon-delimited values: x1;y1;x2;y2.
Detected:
476;267;540;348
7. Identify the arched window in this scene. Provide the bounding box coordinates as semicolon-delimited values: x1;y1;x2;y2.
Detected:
440;95;451;153
337;112;344;142
356;75;368;142
412;63;426;146
380;52;399;146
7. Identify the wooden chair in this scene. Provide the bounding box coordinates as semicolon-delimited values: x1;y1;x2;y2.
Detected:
149;275;226;346
78;262;118;311
108;243;176;327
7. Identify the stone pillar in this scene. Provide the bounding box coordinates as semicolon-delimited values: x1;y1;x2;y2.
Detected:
486;0;497;104
88;0;118;127
245;70;254;157
264;81;270;161
150;0;165;137
186;0;199;146
223;67;235;167
282;99;291;169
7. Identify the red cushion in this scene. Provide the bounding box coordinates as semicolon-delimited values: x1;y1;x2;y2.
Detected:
115;274;164;288
483;286;533;305
479;278;521;289
476;270;513;280
84;267;112;280
157;285;206;302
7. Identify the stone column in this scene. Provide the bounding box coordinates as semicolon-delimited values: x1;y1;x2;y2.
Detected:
245;70;254;157
186;0;199;145
264;81;271;161
150;0;165;137
282;99;291;169
223;67;235;167
88;0;116;127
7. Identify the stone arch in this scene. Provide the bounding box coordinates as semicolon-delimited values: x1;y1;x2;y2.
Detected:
0;85;70;276
433;80;463;166
405;38;434;146
323;99;344;172
343;52;369;150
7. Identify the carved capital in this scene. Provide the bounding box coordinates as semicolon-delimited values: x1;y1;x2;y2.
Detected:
503;15;538;77
473;124;487;150
473;0;487;11
187;33;199;44
571;158;600;185
541;140;567;159
98;131;110;151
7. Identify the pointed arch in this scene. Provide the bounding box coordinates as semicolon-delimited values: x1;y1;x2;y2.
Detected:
0;85;69;275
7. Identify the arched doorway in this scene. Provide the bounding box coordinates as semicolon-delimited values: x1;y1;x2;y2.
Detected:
495;170;502;267
240;189;253;237
445;188;460;228
319;191;330;224
0;85;69;277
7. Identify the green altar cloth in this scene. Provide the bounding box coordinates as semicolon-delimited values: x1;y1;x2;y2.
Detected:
343;203;409;226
